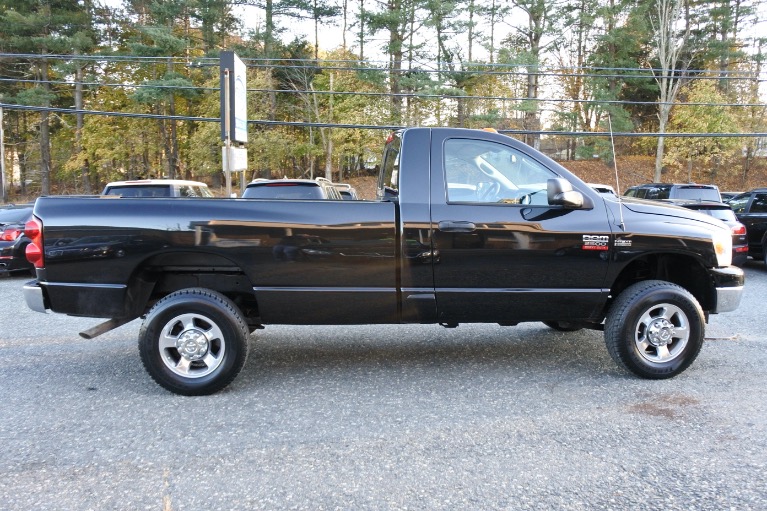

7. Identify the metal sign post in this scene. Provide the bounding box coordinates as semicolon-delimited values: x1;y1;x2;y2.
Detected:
223;69;232;197
220;51;247;198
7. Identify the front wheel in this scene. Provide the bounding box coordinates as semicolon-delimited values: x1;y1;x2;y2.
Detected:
605;280;704;379
139;288;250;395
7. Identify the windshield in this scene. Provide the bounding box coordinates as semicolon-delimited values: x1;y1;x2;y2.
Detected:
673;187;720;201
105;185;172;197
243;183;324;199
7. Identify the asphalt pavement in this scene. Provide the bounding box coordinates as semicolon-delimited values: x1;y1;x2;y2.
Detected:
0;263;765;510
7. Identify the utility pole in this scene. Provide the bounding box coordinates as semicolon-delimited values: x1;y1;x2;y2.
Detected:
1;107;7;204
223;68;233;197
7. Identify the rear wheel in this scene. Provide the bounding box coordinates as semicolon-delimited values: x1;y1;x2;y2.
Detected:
139;288;250;395
605;280;704;379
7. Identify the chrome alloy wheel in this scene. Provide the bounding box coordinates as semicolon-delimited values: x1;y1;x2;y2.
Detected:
159;313;226;378
634;303;689;364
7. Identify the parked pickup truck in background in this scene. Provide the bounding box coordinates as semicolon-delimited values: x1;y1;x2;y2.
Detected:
23;128;744;395
242;177;343;200
726;188;767;264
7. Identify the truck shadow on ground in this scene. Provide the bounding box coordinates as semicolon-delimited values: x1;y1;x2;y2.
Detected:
238;323;619;389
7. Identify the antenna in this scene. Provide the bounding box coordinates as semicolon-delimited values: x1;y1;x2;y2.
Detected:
607;114;626;231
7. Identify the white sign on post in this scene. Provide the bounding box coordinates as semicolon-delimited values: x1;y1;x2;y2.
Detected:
222;147;248;172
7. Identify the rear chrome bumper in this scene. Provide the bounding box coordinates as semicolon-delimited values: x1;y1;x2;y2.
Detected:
23;281;48;313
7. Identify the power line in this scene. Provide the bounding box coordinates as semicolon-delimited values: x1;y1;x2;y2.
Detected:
2;77;766;109
1;52;766;80
3;102;766;138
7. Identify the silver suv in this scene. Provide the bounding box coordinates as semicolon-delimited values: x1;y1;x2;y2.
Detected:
623;183;721;202
102;179;213;198
242;178;343;200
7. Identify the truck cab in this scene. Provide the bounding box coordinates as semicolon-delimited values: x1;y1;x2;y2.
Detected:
380;128;609;325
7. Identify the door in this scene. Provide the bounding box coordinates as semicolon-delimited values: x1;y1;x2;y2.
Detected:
429;131;613;323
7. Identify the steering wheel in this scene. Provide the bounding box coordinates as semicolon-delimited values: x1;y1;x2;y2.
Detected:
477;181;501;202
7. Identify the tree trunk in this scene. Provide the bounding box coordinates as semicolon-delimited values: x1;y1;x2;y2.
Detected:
75;60;92;193
325;73;334;180
686;154;692;182
488;0;498;63
165;57;179;180
325;136;333;180
20;112;28;195
313;0;319;60
525;69;540;150
652;0;690;182
309;127;315;179
467;0;475;62
386;0;404;124
342;0;348;49
358;0;365;60
40;57;52;195
654;99;671;181
265;0;277;121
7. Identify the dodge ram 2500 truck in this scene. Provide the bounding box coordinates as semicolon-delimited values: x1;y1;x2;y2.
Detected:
23;128;745;395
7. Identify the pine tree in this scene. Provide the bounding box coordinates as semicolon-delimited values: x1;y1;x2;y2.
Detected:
0;0;93;194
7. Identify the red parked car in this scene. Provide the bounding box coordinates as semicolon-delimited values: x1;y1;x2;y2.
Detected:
0;204;34;276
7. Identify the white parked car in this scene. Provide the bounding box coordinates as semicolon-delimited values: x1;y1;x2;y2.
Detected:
101;179;213;198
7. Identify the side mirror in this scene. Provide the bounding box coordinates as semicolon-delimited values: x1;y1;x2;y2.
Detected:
547;178;583;208
381;186;399;202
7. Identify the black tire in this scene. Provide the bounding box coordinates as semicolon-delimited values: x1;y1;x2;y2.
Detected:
139;288;250;395
762;234;767;266
542;321;583;332
605;280;704;379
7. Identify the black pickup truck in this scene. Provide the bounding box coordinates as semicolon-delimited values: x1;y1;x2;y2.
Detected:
23;128;744;395
726;188;767;264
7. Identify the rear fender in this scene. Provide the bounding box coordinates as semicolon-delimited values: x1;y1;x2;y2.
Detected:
127;251;257;319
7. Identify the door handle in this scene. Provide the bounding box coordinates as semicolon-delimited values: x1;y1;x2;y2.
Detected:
438;221;476;233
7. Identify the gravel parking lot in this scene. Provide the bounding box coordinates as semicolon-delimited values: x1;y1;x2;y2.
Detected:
1;264;765;510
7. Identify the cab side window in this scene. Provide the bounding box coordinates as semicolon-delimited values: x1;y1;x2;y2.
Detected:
751;193;767;213
378;134;401;200
728;194;751;213
444;138;557;205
